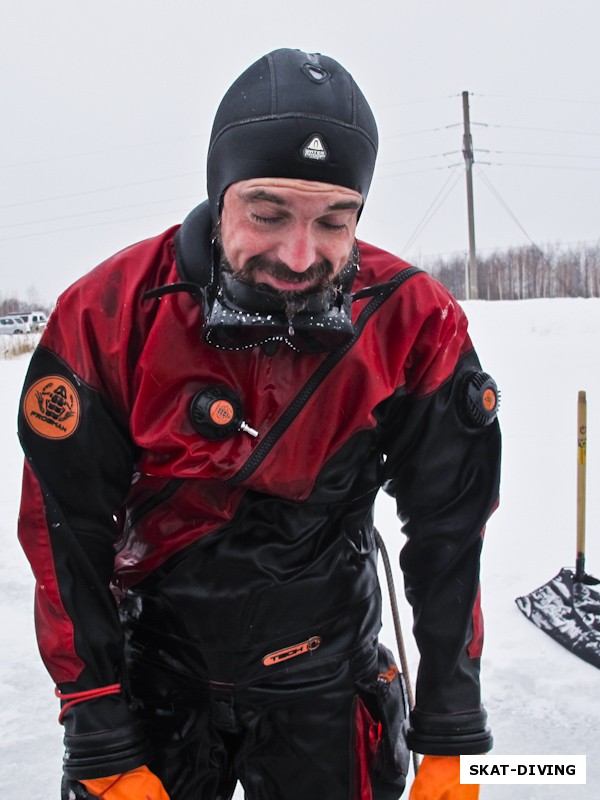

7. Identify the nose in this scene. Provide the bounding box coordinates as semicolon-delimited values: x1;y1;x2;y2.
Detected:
275;223;318;273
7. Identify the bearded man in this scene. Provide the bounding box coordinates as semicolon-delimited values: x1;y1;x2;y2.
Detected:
18;48;500;800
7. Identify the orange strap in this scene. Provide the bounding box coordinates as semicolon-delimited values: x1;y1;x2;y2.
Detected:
409;755;479;800
55;684;121;723
81;765;170;799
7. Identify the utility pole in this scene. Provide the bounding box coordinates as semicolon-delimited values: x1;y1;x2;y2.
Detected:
462;91;478;299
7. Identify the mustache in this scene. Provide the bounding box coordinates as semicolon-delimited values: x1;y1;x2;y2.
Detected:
231;254;335;288
218;251;337;322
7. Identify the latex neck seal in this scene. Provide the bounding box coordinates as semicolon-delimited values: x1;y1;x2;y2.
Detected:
203;251;358;353
173;201;358;354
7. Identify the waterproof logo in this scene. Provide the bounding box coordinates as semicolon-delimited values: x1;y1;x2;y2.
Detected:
263;636;321;666
23;376;80;439
300;134;328;162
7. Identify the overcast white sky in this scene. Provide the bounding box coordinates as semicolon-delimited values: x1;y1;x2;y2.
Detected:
2;0;599;305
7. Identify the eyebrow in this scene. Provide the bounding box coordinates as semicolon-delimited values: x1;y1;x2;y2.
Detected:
242;190;288;206
242;189;362;212
327;200;362;211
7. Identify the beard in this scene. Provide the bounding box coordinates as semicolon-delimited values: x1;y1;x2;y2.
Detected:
216;243;352;320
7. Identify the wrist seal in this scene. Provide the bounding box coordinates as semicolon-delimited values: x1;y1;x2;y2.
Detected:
63;719;150;780
407;707;492;756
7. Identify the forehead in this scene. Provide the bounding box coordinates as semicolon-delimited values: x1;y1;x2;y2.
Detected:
225;177;363;207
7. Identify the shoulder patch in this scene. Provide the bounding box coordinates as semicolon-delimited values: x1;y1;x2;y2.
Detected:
23;376;81;439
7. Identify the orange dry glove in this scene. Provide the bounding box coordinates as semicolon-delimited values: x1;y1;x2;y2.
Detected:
81;765;170;799
409;755;479;800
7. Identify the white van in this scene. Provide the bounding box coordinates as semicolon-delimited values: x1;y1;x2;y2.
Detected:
16;310;48;332
0;316;30;334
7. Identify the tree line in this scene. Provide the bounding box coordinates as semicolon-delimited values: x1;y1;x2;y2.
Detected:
424;241;600;301
3;241;600;314
0;296;52;317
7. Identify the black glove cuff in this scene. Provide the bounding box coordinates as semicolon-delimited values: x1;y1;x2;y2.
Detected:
63;719;150;780
406;707;493;755
61;775;94;799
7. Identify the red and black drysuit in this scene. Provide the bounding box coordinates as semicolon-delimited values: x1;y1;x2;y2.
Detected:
17;206;500;800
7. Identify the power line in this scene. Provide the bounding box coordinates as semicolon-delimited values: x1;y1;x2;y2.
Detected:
483;122;600;138
0;195;199;230
484;149;600;161
374;163;462;180
473;92;600;107
377;152;453;167
474;165;536;245
472;165;573;294
0;208;188;243
0;171;203;210
486;161;600;171
382;125;454;140
403;168;463;252
376;94;456;109
0;133;208;171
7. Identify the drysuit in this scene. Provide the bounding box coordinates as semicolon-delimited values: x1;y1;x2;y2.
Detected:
18;204;501;799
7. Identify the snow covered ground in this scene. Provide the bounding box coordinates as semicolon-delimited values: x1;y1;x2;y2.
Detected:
1;298;599;798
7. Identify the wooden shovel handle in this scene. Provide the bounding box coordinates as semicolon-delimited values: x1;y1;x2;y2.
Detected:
576;390;587;562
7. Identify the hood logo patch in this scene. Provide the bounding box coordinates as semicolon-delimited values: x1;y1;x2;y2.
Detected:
23;376;80;439
301;134;328;162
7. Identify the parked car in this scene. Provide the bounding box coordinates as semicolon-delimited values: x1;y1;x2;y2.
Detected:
9;310;48;332
0;315;31;334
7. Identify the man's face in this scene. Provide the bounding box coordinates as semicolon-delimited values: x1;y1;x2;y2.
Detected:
219;178;362;295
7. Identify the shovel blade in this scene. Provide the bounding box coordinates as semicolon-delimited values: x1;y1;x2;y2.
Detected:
515;567;600;669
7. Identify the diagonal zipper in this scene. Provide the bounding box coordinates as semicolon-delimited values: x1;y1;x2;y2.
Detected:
227;267;423;486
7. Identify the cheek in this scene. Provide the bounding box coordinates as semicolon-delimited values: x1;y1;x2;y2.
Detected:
328;239;356;274
222;225;272;269
320;222;357;272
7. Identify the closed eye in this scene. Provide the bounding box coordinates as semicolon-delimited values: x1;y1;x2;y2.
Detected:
320;221;348;231
250;213;281;225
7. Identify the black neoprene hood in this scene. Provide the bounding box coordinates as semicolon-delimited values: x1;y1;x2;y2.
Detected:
206;48;379;222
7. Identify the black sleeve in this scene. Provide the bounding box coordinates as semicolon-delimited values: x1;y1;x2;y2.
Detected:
18;345;150;779
376;348;501;755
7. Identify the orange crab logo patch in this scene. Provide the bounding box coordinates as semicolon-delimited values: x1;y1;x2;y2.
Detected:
23;376;81;439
